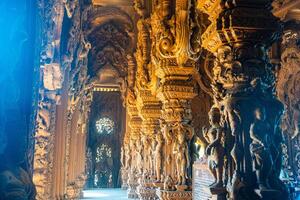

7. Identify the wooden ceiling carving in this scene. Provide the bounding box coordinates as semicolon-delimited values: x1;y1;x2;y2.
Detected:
88;23;131;78
84;7;135;78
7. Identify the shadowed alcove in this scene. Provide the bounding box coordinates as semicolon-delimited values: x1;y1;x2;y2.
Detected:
86;90;125;188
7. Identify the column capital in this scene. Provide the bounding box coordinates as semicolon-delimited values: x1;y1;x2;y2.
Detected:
198;0;282;53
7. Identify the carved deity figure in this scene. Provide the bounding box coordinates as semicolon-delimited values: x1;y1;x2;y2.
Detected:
124;145;131;171
120;146;125;168
249;107;273;190
135;139;144;174
202;107;225;188
173;128;190;186
154;133;163;182
142;135;151;172
151;136;156;177
163;125;173;166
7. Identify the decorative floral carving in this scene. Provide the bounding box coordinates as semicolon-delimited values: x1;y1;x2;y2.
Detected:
151;0;202;66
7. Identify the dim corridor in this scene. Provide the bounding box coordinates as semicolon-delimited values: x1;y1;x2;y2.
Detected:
81;189;129;200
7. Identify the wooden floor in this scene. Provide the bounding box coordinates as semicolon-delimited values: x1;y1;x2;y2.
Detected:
81;188;129;200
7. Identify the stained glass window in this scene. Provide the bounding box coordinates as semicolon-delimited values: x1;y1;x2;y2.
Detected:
95;117;114;134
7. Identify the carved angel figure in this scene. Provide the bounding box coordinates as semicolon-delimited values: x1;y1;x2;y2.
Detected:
202;107;225;188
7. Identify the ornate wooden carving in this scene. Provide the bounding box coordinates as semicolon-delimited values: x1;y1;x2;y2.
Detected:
33;0;66;199
277;24;300;189
197;1;290;199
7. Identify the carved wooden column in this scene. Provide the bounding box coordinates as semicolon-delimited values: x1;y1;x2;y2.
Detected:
133;4;163;198
198;1;290;199
126;92;143;199
121;132;130;190
155;64;197;200
33;0;65;198
65;92;91;199
136;89;162;200
149;1;201;199
276;23;300;190
63;33;91;199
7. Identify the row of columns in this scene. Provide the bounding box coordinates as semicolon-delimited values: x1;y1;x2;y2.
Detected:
121;0;291;200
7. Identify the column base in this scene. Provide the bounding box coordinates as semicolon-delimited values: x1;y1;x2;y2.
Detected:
137;183;159;200
121;168;129;190
128;182;139;199
156;189;192;200
122;183;129;190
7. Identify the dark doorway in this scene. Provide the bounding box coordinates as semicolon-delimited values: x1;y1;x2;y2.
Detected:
86;90;125;188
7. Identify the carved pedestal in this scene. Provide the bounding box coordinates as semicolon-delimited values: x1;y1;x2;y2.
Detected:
128;182;139;199
121;168;129;190
137;182;159;200
122;182;129;190
128;172;139;199
156;189;192;200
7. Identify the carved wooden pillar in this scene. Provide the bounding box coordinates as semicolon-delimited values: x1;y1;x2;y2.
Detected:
33;90;60;200
148;1;201;199
121;132;130;190
198;1;290;199
33;1;65;199
155;64;197;200
136;89;162;200
127;93;143;199
276;24;300;190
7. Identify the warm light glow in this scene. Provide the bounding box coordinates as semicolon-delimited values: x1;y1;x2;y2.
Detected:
93;87;119;92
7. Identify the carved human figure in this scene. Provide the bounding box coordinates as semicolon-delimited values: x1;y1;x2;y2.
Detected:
249;107;273;190
154;133;163;182
163;125;173;145
142;135;151;172
173;128;190;186
202;107;225;188
124;145;131;171
151;136;156;177
163;125;173;165
162;125;173;177
120;146;125;168
135;139;143;174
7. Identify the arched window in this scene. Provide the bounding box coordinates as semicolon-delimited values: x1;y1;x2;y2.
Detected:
95;117;114;135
